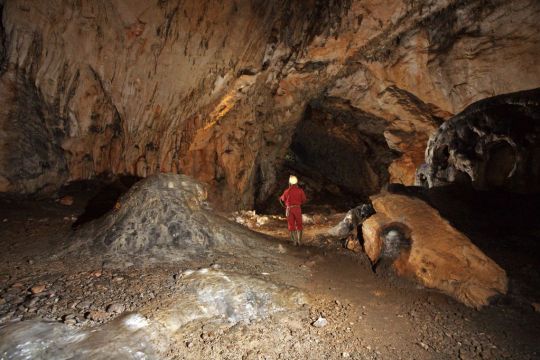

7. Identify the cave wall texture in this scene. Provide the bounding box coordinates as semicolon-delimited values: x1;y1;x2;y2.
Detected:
1;0;539;209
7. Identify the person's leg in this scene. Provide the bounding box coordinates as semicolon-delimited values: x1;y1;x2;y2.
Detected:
293;208;303;245
287;209;297;245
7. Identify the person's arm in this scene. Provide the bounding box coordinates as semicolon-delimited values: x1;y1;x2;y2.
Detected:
279;190;287;208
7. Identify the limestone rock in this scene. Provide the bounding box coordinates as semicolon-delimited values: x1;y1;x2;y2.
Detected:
418;88;540;193
361;193;508;308
1;0;539;210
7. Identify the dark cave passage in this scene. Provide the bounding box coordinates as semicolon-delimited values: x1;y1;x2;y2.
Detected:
59;175;141;228
258;98;397;214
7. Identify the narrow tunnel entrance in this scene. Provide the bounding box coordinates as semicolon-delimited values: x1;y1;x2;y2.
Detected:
258;98;397;214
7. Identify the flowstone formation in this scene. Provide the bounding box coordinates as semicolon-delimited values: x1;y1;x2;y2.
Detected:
418;88;540;193
1;0;539;209
361;193;508;308
0;268;306;359
70;173;272;262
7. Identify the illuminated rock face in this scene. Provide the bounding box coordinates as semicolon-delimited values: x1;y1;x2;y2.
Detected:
362;193;508;308
1;0;539;209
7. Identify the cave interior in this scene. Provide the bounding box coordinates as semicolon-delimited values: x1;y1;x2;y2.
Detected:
0;0;540;359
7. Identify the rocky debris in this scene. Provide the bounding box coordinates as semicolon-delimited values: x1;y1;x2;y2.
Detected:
231;210;281;228
71;174;271;259
362;193;508;308
0;267;169;326
0;313;159;359
418;88;540;193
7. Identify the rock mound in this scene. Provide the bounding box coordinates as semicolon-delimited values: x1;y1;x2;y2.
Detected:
72;174;265;257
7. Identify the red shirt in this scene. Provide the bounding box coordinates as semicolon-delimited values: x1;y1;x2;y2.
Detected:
280;185;307;207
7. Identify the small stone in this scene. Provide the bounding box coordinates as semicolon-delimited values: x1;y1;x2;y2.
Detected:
64;318;77;325
419;342;429;350
58;195;74;206
91;270;103;278
85;310;108;321
312;316;328;328
106;303;125;314
62;313;76;324
30;284;46;294
342;352;350;358
27;297;40;307
186;341;194;348
0;312;14;323
76;300;93;310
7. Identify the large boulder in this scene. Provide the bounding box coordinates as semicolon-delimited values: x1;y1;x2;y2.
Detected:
362;193;508;308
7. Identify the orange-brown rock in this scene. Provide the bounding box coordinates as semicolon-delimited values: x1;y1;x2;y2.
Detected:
30;284;46;294
58;195;74;206
362;193;508;308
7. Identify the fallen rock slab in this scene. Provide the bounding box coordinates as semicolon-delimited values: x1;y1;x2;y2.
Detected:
362;193;507;308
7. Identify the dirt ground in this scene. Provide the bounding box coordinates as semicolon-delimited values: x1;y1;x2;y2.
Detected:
0;191;540;359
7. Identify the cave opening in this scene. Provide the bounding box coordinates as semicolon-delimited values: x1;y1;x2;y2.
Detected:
60;174;141;228
258;98;397;214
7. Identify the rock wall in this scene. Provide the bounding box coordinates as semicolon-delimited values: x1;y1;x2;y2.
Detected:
1;0;539;209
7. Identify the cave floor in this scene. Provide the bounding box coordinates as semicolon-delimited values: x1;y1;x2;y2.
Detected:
0;195;539;359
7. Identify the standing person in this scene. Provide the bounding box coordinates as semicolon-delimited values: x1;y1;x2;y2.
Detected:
279;175;307;246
